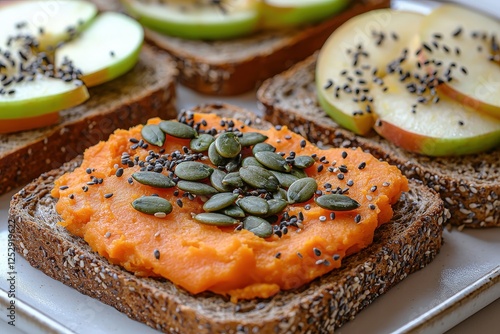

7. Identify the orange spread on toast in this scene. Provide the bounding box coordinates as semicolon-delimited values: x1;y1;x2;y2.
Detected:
52;113;408;302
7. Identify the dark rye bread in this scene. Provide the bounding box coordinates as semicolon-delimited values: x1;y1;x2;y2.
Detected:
0;45;177;195
92;0;390;95
257;54;500;229
10;103;445;333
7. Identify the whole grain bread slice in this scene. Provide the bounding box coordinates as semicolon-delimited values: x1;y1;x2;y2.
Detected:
0;45;177;195
92;0;390;95
10;103;446;333
257;54;499;228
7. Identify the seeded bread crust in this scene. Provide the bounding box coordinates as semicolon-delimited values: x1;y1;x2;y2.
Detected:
92;0;390;95
257;54;500;228
10;103;445;333
0;46;177;195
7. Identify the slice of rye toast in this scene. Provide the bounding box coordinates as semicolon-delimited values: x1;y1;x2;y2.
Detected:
10;103;445;333
0;45;177;196
91;0;390;96
257;54;500;228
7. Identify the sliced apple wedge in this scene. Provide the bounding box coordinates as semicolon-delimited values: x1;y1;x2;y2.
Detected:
121;0;259;40
419;4;500;119
316;9;424;135
371;75;500;156
261;0;350;29
55;12;143;88
0;0;97;50
0;76;89;132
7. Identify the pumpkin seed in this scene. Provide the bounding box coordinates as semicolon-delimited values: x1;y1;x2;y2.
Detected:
203;192;238;212
294;155;315;169
215;132;241;158
193;213;239;226
210;169;231;192
225;155;241;173
254;151;291;172
237;196;269;216
190;134;214;152
208;142;230;166
270;171;299;188
243;216;273;238
177;180;218;196
175;161;213;181
267;198;288;216
141;124;165;147
290;168;308;179
159;120;197;139
241;156;264;168
239;166;279;191
132;172;176;188
219;204;246;218
252;142;276;155
132;196;172;215
287;177;317;204
314;194;360;211
238;132;268;147
222;172;244;188
273;188;288;200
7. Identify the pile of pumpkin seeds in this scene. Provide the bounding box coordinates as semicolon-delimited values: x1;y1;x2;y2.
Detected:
131;115;359;238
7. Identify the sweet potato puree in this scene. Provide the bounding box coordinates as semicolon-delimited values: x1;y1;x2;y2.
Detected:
52;113;408;302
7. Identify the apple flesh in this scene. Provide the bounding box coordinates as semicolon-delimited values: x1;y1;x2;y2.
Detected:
0;0;97;50
261;0;350;29
419;4;500;119
371;75;500;156
55;12;144;88
120;0;259;40
316;9;424;135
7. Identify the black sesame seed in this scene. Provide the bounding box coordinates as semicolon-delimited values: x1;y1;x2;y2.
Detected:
341;151;348;159
176;199;183;208
358;162;366;170
275;252;281;259
59;185;69;190
354;214;361;223
313;248;322;256
452;26;462;37
330;212;336;220
317;165;324;173
370;185;377;192
104;193;113;199
297;252;303;259
154;249;160;260
369;204;376;210
69;194;75;199
458;120;464;126
115;168;124;177
333;254;340;261
86;168;92;174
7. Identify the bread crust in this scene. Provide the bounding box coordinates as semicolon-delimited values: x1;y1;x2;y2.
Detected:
92;0;390;95
10;104;445;333
0;46;177;195
257;54;499;228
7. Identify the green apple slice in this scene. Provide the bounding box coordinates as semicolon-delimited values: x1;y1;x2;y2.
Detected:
55;12;143;88
371;75;500;156
316;9;424;135
120;0;259;40
0;76;89;119
0;0;97;50
261;0;350;29
419;4;500;119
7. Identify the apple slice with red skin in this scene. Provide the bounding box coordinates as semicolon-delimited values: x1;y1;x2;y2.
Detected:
316;9;424;135
419;4;500;120
371;75;500;156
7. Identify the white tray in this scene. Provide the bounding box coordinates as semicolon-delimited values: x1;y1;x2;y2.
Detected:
1;0;499;332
